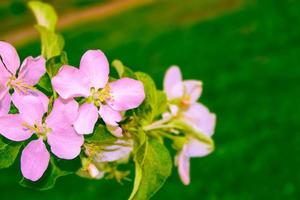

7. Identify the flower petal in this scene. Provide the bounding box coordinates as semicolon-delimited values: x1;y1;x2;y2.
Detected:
107;125;123;138
21;139;50;181
176;149;190;185
0;90;11;116
47;125;84;159
99;105;122;126
184;138;213;158
169;82;184;100
183;80;202;103
164;66;183;100
93;140;132;162
0;41;20;76
73;103;98;135
18;56;46;86
108;78;145;111
12;91;48;125
0;114;33;141
80;50;109;89
52;65;90;99
46;98;79;126
183;103;216;137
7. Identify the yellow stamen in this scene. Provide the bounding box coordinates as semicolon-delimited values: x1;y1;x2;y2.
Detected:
7;76;37;94
87;85;112;107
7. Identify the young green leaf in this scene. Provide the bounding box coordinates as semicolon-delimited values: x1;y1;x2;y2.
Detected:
85;124;117;145
0;137;22;169
35;25;65;59
112;60;136;79
19;158;71;190
46;52;68;78
36;73;53;95
129;137;172;200
28;1;64;59
154;90;168;118
134;72;157;125
28;1;57;31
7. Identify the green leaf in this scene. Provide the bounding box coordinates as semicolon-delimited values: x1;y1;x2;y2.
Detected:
28;1;57;31
19;158;71;190
46;52;68;78
36;73;53;95
35;25;65;59
85;124;117;145
134;72;157;124
28;1;64;59
112;60;136;79
129;137;172;200
154;90;168;118
0;137;22;169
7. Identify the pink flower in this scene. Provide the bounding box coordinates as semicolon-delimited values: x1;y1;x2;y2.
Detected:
163;65;216;134
164;66;216;185
0;93;83;181
0;41;46;116
175;137;214;185
164;65;202;108
175;104;216;185
52;50;145;135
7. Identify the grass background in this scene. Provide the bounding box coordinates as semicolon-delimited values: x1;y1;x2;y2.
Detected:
0;0;299;199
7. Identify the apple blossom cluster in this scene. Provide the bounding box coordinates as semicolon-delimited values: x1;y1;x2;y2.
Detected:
0;1;216;199
0;40;215;197
0;41;145;181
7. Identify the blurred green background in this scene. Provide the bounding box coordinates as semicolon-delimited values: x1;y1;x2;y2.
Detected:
0;0;299;199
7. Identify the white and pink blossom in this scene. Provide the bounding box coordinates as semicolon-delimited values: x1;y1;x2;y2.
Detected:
52;50;145;135
0;93;83;181
0;41;46;116
164;66;216;185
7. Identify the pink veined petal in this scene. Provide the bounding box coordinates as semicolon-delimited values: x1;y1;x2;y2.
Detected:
93;140;132;162
12;92;48;125
32;90;50;112
0;41;20;76
107;78;145;111
184;138;213;158
183;103;216;137
0;78;9;100
106;125;123;138
163;66;183;100
46;98;79;126
73;103;98;135
79;50;109;89
0;64;11;84
52;65;90;99
47;125;84;159
0;114;33;141
176;149;190;185
21;139;50;181
182;80;202;103
0;90;11;116
99;104;122;126
16;90;49;112
168;82;184;100
18;56;46;86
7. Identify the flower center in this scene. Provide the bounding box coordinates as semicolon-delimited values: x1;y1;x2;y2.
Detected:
180;94;191;108
22;122;52;139
86;84;112;107
7;76;36;94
